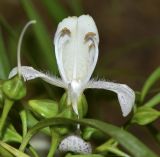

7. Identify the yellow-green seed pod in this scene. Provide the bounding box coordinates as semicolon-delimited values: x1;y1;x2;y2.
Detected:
2;76;26;100
28;99;59;119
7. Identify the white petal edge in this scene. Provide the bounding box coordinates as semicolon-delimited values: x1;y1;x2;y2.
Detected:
86;80;135;117
9;66;67;89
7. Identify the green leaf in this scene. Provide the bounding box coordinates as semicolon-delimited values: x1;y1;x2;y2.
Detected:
67;0;83;16
0;141;30;157
42;0;68;23
132;107;160;125
0;31;10;79
0;16;16;38
19;118;158;157
141;67;160;102
0;145;14;157
20;0;57;72
144;93;160;107
2;126;22;143
96;142;130;157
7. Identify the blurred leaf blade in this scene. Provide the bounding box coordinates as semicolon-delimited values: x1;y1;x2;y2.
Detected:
0;31;10;79
68;0;83;16
0;16;16;38
42;0;69;23
20;0;57;72
0;141;30;157
141;67;160;102
144;93;160;107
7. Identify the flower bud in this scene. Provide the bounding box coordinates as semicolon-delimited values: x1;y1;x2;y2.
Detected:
77;94;88;118
28;99;59;119
132;106;160;125
59;92;88;118
2;76;26;100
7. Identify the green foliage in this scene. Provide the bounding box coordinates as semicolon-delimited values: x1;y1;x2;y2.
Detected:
140;67;160;102
132;106;160;125
0;31;10;79
18;117;158;157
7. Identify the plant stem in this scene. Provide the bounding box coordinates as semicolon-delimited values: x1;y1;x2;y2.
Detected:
47;128;60;157
29;145;39;157
20;109;27;138
0;99;13;137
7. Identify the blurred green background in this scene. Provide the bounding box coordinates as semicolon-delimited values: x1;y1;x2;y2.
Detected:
0;0;160;154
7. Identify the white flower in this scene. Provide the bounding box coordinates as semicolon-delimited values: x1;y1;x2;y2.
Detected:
9;15;135;117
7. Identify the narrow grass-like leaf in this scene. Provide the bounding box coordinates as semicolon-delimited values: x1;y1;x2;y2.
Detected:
0;141;30;157
0;16;16;38
67;0;83;16
0;145;14;157
42;0;68;23
141;67;160;102
20;0;57;72
144;93;160;107
19;118;158;157
0;31;10;79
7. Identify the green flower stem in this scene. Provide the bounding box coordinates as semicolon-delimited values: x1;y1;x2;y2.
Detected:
96;139;130;157
107;147;131;157
47;128;60;157
0;99;14;137
29;145;39;157
20;109;27;138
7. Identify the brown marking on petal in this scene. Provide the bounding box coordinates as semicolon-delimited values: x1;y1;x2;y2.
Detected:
61;27;71;36
89;43;95;50
84;32;96;41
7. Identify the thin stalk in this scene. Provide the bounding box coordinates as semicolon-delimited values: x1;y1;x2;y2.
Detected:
47;128;60;157
0;99;14;137
20;109;27;138
17;20;36;77
29;145;39;157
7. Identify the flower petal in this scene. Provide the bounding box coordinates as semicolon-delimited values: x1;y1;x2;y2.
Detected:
86;80;135;117
54;15;99;83
9;66;66;88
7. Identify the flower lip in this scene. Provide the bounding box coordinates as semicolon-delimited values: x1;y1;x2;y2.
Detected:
54;15;99;84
